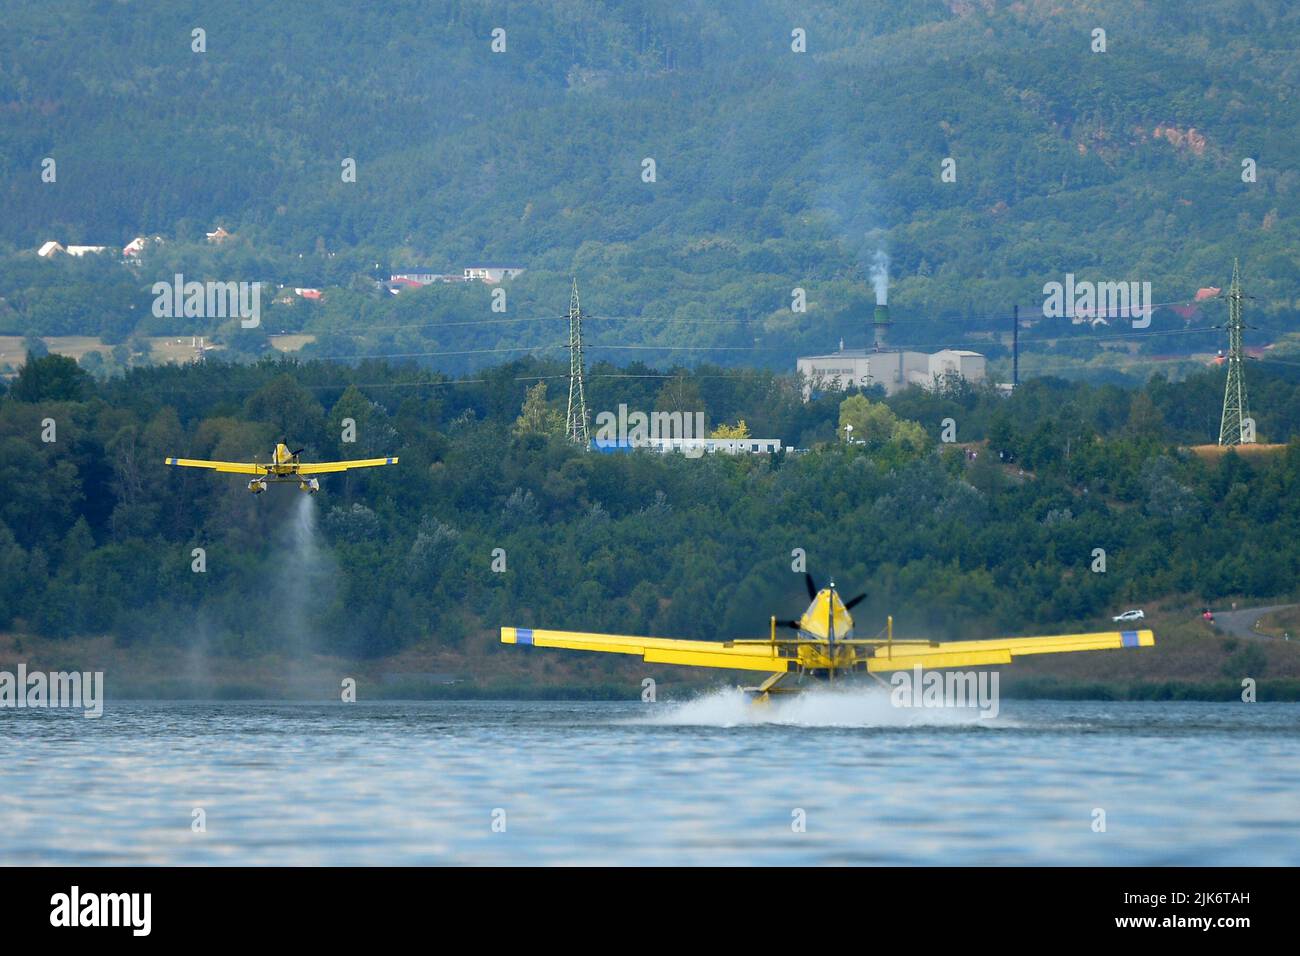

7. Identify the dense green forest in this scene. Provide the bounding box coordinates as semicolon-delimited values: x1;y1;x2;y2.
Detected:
2;351;1299;666
1;1;1296;375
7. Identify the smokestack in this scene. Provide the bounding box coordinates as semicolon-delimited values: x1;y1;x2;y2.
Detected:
873;303;891;349
870;249;890;349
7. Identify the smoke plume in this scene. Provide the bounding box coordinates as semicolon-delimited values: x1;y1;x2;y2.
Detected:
871;249;889;305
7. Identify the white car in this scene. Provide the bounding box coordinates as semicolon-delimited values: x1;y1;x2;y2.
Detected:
1112;609;1145;623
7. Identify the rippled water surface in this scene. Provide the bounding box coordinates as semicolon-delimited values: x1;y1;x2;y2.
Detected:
2;693;1298;865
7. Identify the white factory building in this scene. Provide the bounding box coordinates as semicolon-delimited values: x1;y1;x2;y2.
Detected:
797;346;986;398
592;436;785;456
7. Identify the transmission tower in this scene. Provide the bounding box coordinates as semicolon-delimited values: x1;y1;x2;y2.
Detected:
565;277;590;445
1217;258;1251;446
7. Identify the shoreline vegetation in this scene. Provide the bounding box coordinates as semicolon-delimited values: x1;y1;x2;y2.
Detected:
4;606;1297;702
3;354;1300;702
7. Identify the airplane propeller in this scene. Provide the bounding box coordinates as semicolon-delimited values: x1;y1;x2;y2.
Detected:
778;574;866;633
804;572;865;608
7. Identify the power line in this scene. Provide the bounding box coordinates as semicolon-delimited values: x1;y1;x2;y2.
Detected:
139;379;487;394
317;314;569;332
309;345;563;361
277;292;1256;339
584;343;789;351
292;328;1226;364
999;354;1218;374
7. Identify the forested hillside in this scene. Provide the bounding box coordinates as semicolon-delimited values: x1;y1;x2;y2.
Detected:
1;1;1296;373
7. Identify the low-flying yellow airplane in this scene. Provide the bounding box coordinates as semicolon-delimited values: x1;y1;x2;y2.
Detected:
502;573;1155;700
164;441;397;494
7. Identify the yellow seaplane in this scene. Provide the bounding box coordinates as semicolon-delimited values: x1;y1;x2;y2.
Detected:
502;573;1155;700
164;441;397;494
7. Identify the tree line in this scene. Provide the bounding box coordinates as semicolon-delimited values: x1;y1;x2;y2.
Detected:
1;351;1297;660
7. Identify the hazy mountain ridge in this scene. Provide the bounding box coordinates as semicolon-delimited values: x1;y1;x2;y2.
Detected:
0;0;1295;370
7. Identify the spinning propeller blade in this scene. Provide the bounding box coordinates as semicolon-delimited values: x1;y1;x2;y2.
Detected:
804;572;817;600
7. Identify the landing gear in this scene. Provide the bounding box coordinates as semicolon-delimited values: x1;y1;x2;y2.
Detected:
298;478;320;494
742;671;801;704
247;478;268;494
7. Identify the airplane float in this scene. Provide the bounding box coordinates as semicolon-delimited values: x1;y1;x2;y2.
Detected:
164;442;397;494
502;573;1155;701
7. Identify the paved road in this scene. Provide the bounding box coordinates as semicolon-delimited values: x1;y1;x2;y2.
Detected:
1211;604;1298;641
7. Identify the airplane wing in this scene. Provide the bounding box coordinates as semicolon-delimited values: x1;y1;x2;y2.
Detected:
501;627;795;673
866;629;1155;672
295;456;398;474
165;457;267;474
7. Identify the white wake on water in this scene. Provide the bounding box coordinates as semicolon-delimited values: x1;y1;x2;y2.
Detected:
634;685;1008;728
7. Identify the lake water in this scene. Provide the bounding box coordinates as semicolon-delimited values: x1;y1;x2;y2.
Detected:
2;693;1298;865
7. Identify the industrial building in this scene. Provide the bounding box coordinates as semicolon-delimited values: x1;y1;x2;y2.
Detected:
797;347;986;397
592;437;785;456
388;265;525;286
796;299;986;397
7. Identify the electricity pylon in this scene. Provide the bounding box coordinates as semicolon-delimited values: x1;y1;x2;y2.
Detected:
1218;259;1251;445
565;277;590;445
